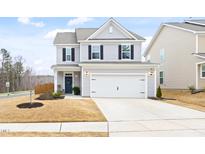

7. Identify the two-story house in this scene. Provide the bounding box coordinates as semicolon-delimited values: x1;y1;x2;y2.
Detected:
51;18;158;98
144;19;205;90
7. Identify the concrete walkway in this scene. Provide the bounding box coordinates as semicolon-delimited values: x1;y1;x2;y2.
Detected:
0;122;107;132
94;98;205;137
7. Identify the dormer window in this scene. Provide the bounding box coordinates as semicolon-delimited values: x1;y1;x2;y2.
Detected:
109;26;113;33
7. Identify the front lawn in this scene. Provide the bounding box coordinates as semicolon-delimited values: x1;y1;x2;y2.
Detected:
0;95;107;122
161;89;205;112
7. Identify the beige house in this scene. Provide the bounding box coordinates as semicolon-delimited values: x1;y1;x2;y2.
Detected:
144;20;205;90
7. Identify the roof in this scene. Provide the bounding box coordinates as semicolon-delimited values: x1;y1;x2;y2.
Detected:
166;22;205;32
54;18;145;45
53;32;77;44
192;53;205;58
75;28;97;41
144;19;205;56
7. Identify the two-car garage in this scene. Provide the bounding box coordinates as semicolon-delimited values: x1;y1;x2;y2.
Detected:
90;73;147;98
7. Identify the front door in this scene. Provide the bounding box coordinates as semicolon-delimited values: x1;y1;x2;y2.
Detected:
65;76;72;94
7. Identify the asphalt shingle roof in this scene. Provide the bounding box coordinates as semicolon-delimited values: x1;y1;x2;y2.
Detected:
53;32;77;44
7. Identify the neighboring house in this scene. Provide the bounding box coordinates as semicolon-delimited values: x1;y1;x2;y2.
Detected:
144;19;205;90
51;18;158;98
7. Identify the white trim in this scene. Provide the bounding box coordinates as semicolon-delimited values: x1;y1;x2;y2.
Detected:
81;67;84;96
193;54;205;59
196;34;199;53
200;63;205;79
55;44;80;46
164;24;197;33
54;70;58;92
63;72;74;94
86;18;140;41
90;73;147;98
65;47;72;61
196;63;199;89
154;68;157;97
79;40;144;43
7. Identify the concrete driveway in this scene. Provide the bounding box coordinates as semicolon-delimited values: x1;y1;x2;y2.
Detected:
93;98;205;137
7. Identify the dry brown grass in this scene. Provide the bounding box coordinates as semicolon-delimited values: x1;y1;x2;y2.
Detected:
0;96;106;122
162;89;205;112
0;132;108;137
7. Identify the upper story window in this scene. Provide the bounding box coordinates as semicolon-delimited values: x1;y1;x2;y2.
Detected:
160;48;165;62
66;48;72;61
121;44;131;59
201;64;205;78
92;45;100;59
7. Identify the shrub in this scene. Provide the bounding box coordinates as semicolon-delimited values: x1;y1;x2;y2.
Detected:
52;91;62;98
72;87;80;95
188;85;195;92
156;86;162;98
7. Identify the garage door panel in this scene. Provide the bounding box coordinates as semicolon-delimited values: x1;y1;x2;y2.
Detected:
91;74;146;98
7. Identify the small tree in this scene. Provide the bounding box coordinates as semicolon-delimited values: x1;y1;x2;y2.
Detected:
156;86;162;98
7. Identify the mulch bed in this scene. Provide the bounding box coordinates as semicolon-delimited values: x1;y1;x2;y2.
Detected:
17;102;44;109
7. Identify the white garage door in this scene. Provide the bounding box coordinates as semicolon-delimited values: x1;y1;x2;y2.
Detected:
90;74;146;98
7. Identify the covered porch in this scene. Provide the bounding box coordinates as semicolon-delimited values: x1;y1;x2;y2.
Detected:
51;64;81;94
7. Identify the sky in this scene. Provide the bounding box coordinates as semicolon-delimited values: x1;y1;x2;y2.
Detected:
0;17;201;75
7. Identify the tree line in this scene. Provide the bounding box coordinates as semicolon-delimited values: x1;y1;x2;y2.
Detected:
0;48;33;93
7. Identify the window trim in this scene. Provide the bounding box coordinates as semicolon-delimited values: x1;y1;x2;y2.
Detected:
66;47;72;61
91;44;101;60
121;44;131;60
159;71;164;84
200;63;205;78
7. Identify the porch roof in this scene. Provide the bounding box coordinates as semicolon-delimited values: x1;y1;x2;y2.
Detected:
51;64;80;71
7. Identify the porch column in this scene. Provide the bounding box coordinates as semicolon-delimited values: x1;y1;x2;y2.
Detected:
154;67;157;97
54;70;58;92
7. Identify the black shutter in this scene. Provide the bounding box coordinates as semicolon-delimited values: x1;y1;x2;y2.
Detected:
100;45;103;60
131;45;134;60
62;48;66;61
88;45;91;60
71;48;75;61
118;45;121;59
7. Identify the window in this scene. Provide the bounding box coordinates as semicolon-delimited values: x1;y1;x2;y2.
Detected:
201;64;205;78
160;48;165;62
121;44;131;59
92;45;100;59
66;48;71;61
160;71;164;84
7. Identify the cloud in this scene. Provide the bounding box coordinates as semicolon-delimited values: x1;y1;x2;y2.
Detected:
17;17;45;27
68;17;93;26
44;28;74;39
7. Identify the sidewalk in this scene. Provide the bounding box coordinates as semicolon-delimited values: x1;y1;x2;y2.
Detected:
0;91;33;99
0;122;108;132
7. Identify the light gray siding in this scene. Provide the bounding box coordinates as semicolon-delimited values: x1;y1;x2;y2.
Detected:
147;26;205;89
80;42;142;62
56;45;80;64
82;67;155;97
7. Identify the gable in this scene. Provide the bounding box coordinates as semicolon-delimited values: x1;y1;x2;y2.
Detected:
91;21;132;40
87;18;139;40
